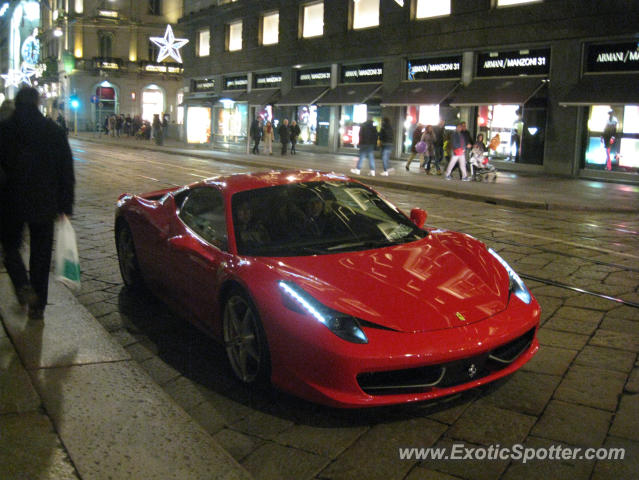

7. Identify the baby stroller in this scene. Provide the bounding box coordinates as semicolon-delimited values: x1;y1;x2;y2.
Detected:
469;146;498;182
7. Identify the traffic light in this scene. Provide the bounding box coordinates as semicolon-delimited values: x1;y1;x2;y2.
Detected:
70;95;80;110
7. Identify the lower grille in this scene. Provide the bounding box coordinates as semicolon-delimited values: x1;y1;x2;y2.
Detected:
357;328;535;396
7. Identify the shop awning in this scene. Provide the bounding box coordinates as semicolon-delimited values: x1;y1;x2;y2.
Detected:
449;78;547;106
276;86;329;106
238;88;280;106
316;83;382;105
559;75;639;106
218;90;247;102
381;80;460;106
182;94;218;106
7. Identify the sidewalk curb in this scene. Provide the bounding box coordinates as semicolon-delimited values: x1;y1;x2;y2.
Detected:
0;274;253;480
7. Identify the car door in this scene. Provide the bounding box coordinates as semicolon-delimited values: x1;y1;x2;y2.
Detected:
168;186;231;331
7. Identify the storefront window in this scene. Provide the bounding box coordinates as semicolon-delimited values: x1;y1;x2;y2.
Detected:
214;101;247;144
340;104;380;148
187;106;211;144
476;104;545;164
402;105;441;153
142;85;164;123
584;105;639;172
295;105;330;146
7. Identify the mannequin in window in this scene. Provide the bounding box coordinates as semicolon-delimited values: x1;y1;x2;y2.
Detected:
601;109;618;172
509;108;523;162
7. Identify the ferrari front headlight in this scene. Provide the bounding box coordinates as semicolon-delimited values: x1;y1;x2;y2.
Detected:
279;281;368;344
488;248;531;305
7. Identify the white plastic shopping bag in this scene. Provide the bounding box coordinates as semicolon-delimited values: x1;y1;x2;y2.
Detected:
54;215;81;292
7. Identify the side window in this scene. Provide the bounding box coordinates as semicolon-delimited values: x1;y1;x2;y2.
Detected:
178;188;228;250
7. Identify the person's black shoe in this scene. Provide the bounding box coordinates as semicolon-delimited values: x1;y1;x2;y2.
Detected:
17;285;38;307
28;307;44;321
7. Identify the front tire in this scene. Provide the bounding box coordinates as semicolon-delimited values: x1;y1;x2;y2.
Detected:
223;290;270;385
116;222;144;289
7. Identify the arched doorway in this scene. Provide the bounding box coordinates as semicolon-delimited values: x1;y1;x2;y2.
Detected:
142;84;165;123
93;81;119;132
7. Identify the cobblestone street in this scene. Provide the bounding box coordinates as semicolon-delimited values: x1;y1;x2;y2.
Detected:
69;139;639;480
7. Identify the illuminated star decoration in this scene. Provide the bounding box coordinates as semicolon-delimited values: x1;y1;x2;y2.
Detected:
1;69;22;88
150;24;189;63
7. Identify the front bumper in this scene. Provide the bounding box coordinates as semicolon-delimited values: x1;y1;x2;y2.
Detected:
265;296;541;408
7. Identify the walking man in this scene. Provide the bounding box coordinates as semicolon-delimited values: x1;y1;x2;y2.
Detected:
0;87;75;320
279;119;290;155
250;116;262;154
351;118;378;176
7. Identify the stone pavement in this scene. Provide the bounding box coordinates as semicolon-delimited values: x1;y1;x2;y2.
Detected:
2;132;639;479
74;131;639;213
0;273;252;479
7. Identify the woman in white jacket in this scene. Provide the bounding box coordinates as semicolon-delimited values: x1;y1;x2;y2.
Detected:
263;121;275;155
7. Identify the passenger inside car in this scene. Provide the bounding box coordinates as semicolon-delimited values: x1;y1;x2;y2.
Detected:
234;201;270;250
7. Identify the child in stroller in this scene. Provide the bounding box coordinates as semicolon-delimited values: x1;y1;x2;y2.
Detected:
469;133;498;182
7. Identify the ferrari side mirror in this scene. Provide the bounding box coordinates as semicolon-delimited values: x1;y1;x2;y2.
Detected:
410;208;427;228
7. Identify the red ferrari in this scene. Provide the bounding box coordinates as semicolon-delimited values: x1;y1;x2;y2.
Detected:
115;170;540;408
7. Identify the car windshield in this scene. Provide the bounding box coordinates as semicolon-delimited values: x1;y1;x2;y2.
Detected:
231;181;427;256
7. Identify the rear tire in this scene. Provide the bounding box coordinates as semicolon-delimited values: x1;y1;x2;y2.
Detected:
223;289;271;385
116;222;144;289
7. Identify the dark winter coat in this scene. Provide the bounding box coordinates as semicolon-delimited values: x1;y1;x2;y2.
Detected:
250;119;262;139
278;123;290;144
359;120;378;147
0;106;75;223
379;121;394;145
289;124;301;142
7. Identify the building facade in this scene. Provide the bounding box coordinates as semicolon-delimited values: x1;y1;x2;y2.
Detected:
179;0;639;184
36;0;186;135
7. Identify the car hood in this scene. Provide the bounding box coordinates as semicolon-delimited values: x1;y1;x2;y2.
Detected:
259;231;511;333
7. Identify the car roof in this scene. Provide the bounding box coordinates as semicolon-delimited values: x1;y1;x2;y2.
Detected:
196;170;352;195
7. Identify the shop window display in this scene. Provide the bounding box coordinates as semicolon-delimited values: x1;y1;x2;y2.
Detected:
340;104;381;148
402;105;441;153
476;104;545;165
584;105;639;172
187;106;211;144
214;102;247;144
294;105;330;146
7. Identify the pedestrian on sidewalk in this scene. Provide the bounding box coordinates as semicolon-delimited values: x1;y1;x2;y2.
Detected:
405;123;424;171
421;125;437;174
263;121;274;154
115;114;123;137
250;116;262;154
444;122;471;181
432;118;445;175
378;117;395;176
152;114;163;146
289;120;301;155
351;118;378;176
0;87;75;320
279;119;290;155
